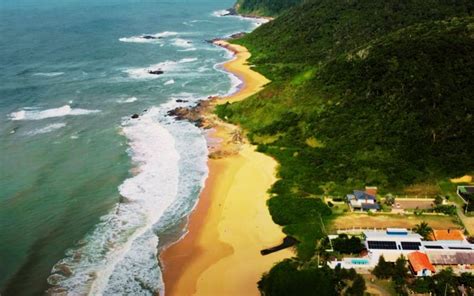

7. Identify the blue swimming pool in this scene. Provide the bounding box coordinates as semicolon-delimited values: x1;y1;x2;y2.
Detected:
351;259;370;265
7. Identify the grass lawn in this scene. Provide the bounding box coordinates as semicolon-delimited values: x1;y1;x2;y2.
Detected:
329;213;461;231
330;202;349;215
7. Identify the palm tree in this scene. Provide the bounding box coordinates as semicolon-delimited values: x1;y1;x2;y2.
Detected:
414;221;433;240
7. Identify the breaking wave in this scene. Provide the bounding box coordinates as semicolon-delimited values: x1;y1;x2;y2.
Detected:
25;123;67;136
9;105;100;121
117;97;138;104
47;98;208;295
124;58;197;80
33;72;65;77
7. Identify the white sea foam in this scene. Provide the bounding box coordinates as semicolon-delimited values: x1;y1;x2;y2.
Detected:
9;105;100;121
47;100;209;295
211;9;270;29
212;9;230;17
124;60;179;79
172;38;193;48
124;58;196;80
119;31;179;43
178;47;197;52
25;123;66;136
47;107;179;294
117;97;138;104
164;79;175;85
33;72;65;77
179;58;198;63
198;66;210;73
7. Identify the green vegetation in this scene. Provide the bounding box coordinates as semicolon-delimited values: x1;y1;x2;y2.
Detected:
258;260;366;296
372;255;410;295
413;221;433;240
268;196;331;259
434;204;458;216
235;0;303;17
236;0;474;66
224;17;474;195
332;234;364;255
223;0;474;294
410;268;474;295
372;256;392;280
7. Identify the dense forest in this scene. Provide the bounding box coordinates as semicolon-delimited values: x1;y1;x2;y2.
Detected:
235;0;304;16
220;0;474;295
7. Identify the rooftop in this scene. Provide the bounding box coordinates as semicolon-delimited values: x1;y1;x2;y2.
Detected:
353;190;376;200
428;251;474;265
459;186;474;194
430;229;465;241
364;229;422;241
361;203;380;210
365;186;378;196
408;251;436;273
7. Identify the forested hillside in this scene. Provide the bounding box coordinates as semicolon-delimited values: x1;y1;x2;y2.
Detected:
240;0;474;65
220;1;474;294
234;0;303;16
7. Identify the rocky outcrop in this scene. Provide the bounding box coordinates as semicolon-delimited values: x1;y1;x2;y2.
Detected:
166;100;214;128
223;8;238;16
229;32;246;39
142;35;161;40
148;70;164;75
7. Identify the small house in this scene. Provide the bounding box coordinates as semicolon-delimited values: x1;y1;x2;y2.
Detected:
408;251;436;277
347;190;380;212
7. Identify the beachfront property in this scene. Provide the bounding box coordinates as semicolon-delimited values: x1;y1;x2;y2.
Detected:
346;187;380;212
328;228;474;275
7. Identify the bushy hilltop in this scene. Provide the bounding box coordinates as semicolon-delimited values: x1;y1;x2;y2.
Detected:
234;0;304;16
219;1;474;294
240;0;474;64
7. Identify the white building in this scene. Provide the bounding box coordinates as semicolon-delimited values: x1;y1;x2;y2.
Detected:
328;228;474;274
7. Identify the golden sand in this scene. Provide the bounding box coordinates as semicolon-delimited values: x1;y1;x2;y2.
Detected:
213;41;270;103
450;175;473;183
160;41;291;296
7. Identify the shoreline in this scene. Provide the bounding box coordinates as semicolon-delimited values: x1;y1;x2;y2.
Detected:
160;41;292;295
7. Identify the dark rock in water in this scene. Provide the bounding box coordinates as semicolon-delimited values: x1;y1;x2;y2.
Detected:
194;118;204;128
131;114;139;119
176;99;189;103
223;8;238;16
148;70;164;75
229;32;247;39
167;107;189;119
47;274;67;286
142;35;161;40
54;263;73;277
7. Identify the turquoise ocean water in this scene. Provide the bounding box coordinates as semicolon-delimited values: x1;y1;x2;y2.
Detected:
0;0;263;294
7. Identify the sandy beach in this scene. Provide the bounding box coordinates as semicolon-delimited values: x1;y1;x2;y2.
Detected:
160;41;292;295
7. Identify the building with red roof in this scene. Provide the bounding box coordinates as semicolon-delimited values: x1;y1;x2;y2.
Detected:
408;251;436;277
430;229;465;242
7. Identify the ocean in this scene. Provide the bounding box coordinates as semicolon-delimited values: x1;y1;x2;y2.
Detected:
0;0;263;294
